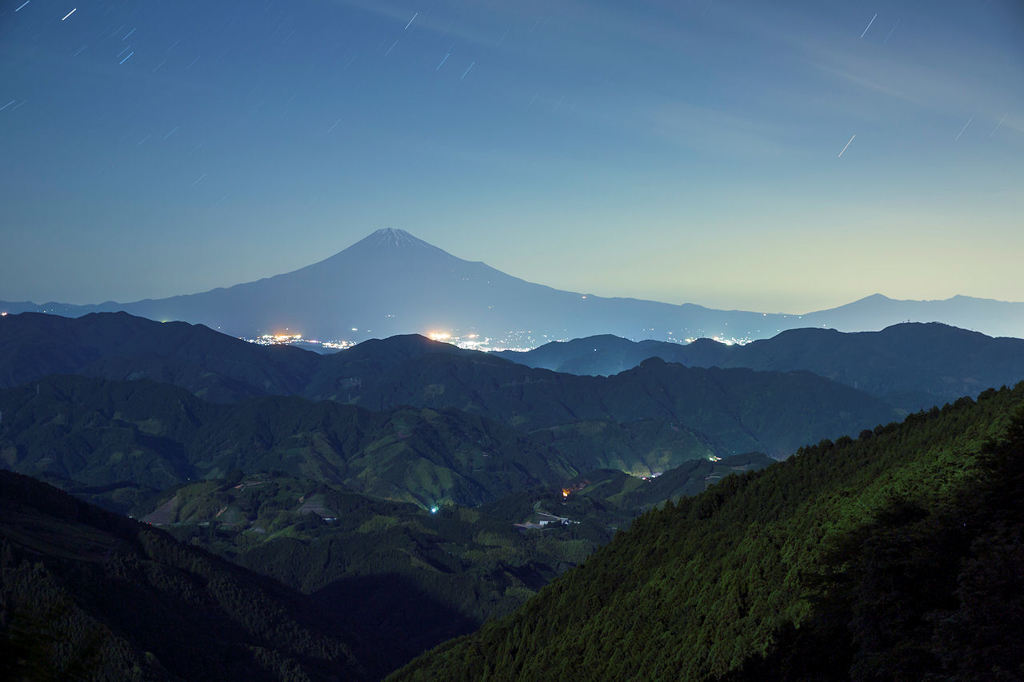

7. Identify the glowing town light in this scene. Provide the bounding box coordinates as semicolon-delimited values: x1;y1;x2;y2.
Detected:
430;505;439;514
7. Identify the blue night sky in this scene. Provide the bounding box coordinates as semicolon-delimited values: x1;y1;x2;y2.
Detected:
2;0;1022;312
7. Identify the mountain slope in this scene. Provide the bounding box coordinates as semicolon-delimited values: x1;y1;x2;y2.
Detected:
0;453;773;680
498;322;1024;411
0;375;578;509
0;311;317;402
0;469;372;681
495;333;685;375
0;312;899;459
309;350;898;457
4;230;1023;342
392;382;1024;681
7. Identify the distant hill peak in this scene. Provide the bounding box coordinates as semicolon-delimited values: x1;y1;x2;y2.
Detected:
688;337;726;348
848;293;894;304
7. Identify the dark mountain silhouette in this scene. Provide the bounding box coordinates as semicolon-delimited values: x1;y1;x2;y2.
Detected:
496;323;1024;412
0;311;317;402
3;229;1023;341
313;350;897;458
392;383;1024;681
0;375;581;509
0;469;376;681
0;312;898;458
495;333;685;375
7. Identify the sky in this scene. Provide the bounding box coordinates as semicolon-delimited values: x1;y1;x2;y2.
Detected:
1;0;1022;313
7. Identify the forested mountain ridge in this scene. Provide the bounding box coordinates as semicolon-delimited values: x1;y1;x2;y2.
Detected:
392;382;1024;681
0;375;580;510
496;322;1024;412
0;312;899;458
0;311;317;402
308;350;898;457
0;372;774;677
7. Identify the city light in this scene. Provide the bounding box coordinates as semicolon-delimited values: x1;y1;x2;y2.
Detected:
242;330;353;351
238;324;754;354
246;332;302;345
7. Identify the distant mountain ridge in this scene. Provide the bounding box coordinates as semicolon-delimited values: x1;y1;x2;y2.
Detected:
0;311;899;458
3;228;1023;342
0;374;582;509
496;322;1024;412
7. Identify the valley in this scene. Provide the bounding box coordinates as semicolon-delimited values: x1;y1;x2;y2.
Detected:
2;306;1023;678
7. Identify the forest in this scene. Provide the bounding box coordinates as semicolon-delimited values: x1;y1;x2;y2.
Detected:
393;384;1024;680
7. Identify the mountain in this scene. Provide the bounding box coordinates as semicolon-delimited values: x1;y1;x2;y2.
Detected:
495;333;690;375
0;313;899;459
0;375;584;510
392;382;1024;681
497;323;1024;412
0;229;801;343
0;368;850;513
478;451;774;529
0;311;318;402
0;469;375;681
0;440;771;680
799;292;1024;339
141;473;587;673
313;351;898;458
0;370;779;676
138;453;772;671
3;229;1023;343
